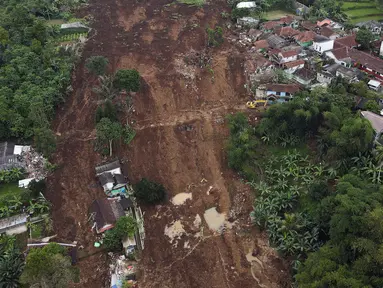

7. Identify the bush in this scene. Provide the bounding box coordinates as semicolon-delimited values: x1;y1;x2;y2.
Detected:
134;178;166;204
103;216;137;252
28;179;46;198
206;27;224;47
123;124;136;145
231;8;251;20
85;56;109;76
113;69;140;92
308;180;330;201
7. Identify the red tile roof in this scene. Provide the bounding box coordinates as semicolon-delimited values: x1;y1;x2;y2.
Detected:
349;49;383;75
331;46;350;60
280;49;298;58
262;21;281;30
268;48;281;55
283;59;305;68
253;39;269;50
295;31;317;43
320;26;337;38
317;19;332;27
266;83;301;94
335;35;357;48
280;15;295;24
301;21;317;31
274;26;300;37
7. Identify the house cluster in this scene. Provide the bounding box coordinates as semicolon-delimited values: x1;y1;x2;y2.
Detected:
235;14;383;102
89;160;144;287
90;160;145;250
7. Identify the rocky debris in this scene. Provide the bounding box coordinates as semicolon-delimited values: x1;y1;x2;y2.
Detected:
183;49;212;68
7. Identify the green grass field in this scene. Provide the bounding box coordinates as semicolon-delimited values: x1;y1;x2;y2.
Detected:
346;8;383;17
0;183;25;207
341;1;375;8
264;9;295;20
349;14;383;23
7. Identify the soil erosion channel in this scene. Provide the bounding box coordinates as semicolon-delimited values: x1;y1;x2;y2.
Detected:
47;0;290;287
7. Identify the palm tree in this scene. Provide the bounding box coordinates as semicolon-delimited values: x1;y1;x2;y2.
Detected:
374;145;383;165
0;241;24;288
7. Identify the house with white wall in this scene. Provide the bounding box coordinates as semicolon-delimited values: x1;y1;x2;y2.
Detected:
277;50;298;64
312;35;334;54
283;59;305;74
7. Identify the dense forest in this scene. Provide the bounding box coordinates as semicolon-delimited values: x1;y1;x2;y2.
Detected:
227;79;383;286
0;0;85;155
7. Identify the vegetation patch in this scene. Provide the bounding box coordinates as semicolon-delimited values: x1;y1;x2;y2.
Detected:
177;0;205;6
263;9;295;20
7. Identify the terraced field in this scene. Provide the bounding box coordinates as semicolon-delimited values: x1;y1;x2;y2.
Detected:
340;0;383;24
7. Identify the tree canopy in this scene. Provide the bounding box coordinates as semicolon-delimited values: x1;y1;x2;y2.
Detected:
134;178;166;204
356;28;375;50
113;69;141;92
20;242;78;288
85;56;109;76
96;117;123;156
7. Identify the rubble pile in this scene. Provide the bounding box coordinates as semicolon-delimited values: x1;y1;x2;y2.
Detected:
21;148;48;180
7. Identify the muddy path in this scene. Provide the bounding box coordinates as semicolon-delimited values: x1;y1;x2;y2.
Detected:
47;0;290;287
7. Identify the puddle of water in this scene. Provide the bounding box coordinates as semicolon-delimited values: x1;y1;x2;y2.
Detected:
171;192;192;205
203;207;226;232
164;220;186;242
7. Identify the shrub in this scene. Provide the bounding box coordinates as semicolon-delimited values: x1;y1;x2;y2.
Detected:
85;56;109;76
134;178;166;204
28;179;46;198
103;216;137;252
206;26;224;47
113;69;141;92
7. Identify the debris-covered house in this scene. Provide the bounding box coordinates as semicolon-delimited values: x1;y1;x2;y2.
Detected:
265;83;301;102
248;29;262;41
237;17;259;28
253;39;269;52
262;21;282;32
355;20;383;35
275;49;298;64
317;63;341;85
301;21;317;31
0;142;29;171
279;15;299;28
293;67;316;86
96;160;128;197
266;34;287;48
90;198;125;234
335;65;362;82
274;26;300;38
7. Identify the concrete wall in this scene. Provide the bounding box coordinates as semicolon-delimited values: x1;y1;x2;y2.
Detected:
313;40;334;53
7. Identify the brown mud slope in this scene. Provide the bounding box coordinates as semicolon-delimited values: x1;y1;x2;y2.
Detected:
47;0;290;287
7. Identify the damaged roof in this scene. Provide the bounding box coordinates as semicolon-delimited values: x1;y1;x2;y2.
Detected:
335;35;358;48
294;67;316;81
253;39;269;50
98;172;114;186
266;83;301;93
274;26;300;38
90;199;125;232
284;59;305;68
95;160;120;175
295;31;317;43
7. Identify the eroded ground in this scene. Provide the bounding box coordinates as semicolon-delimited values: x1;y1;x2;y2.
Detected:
47;0;290;287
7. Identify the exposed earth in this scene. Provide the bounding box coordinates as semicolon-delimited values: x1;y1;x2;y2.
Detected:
47;0;290;287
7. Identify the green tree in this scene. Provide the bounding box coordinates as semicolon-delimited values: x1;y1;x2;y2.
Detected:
85;56;109;76
365;100;380;113
20;242;78;288
34;127;56;157
134;178;166;204
28;179;46;198
0;27;9;47
356;28;375;50
0;236;24;288
113;69;140;92
96;117;122;157
103;216;137;251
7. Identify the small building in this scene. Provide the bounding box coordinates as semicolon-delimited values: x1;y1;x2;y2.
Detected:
0;142;27;171
0;214;28;235
96;160;121;175
312;35;334;54
301;21;317;31
293;67;316;86
60;22;89;33
283;59;305;74
294;31;317;47
279;15;298;28
236;1;256;8
277;50;298;64
368;80;382;91
89;198;125;234
325;46;351;67
320;26;339;40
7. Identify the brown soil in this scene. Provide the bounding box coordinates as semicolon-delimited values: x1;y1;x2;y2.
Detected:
47;0;290;287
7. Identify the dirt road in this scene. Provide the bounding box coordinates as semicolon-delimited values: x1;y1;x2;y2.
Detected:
47;0;290;287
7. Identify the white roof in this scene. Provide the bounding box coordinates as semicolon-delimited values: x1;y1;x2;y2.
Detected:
60;22;88;29
236;1;256;8
13;145;30;155
239;17;258;23
368;80;381;87
18;178;34;188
